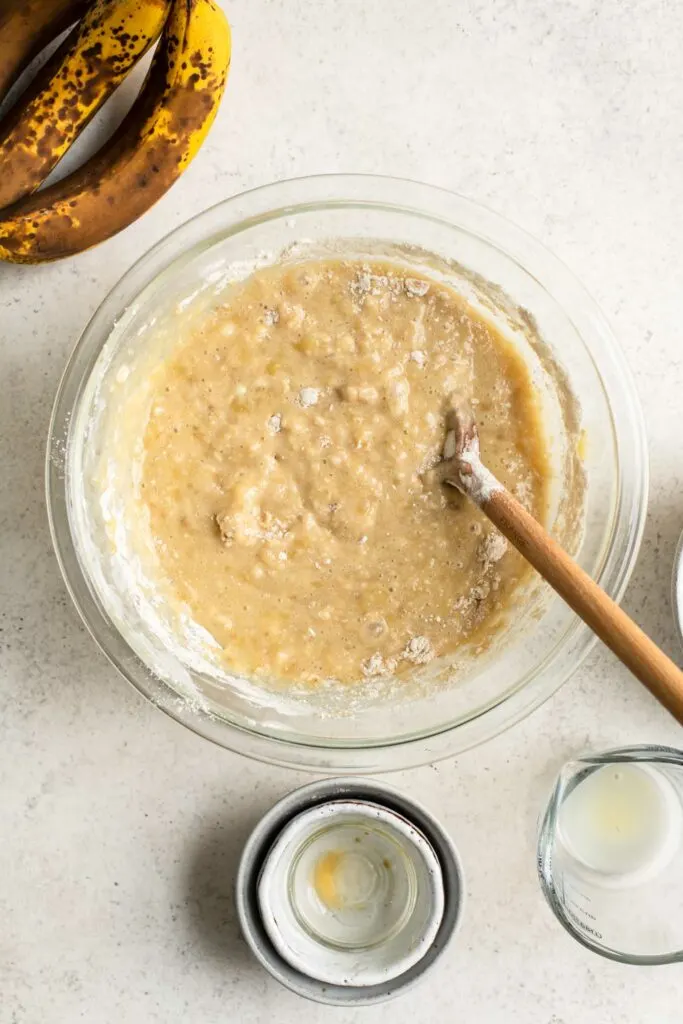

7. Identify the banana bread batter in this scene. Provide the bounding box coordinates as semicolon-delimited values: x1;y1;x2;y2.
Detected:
141;259;549;686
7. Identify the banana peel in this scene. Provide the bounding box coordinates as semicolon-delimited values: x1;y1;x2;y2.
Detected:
0;0;90;104
0;0;231;264
0;0;171;210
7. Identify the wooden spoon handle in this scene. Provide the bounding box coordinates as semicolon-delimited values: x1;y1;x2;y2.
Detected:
481;486;683;724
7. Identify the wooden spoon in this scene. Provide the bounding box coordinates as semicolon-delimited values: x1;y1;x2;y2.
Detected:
441;399;683;725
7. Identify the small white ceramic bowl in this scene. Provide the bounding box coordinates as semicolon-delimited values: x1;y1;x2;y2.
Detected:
257;799;445;987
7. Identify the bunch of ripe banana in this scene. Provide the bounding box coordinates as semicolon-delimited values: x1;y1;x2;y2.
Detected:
0;0;231;263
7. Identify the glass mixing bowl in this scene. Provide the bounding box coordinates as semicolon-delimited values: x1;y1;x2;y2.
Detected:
46;175;648;771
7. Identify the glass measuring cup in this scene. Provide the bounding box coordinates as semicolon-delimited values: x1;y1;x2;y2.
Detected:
537;746;683;963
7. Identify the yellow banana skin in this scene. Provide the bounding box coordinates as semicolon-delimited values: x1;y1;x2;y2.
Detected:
0;0;171;210
0;0;90;104
0;0;231;263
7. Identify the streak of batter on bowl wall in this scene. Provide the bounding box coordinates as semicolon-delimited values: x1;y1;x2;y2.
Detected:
138;258;550;687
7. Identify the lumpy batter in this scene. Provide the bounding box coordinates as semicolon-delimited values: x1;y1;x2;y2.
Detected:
141;260;549;686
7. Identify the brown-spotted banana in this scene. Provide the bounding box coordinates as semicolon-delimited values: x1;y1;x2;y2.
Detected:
0;0;230;263
0;0;171;210
0;0;90;104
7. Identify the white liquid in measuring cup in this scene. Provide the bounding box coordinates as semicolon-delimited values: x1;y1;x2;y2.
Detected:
558;763;682;883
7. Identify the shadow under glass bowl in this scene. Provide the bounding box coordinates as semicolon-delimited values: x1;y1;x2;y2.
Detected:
46;174;648;772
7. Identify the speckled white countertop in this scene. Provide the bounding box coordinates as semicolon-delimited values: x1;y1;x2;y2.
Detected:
2;1;683;1021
